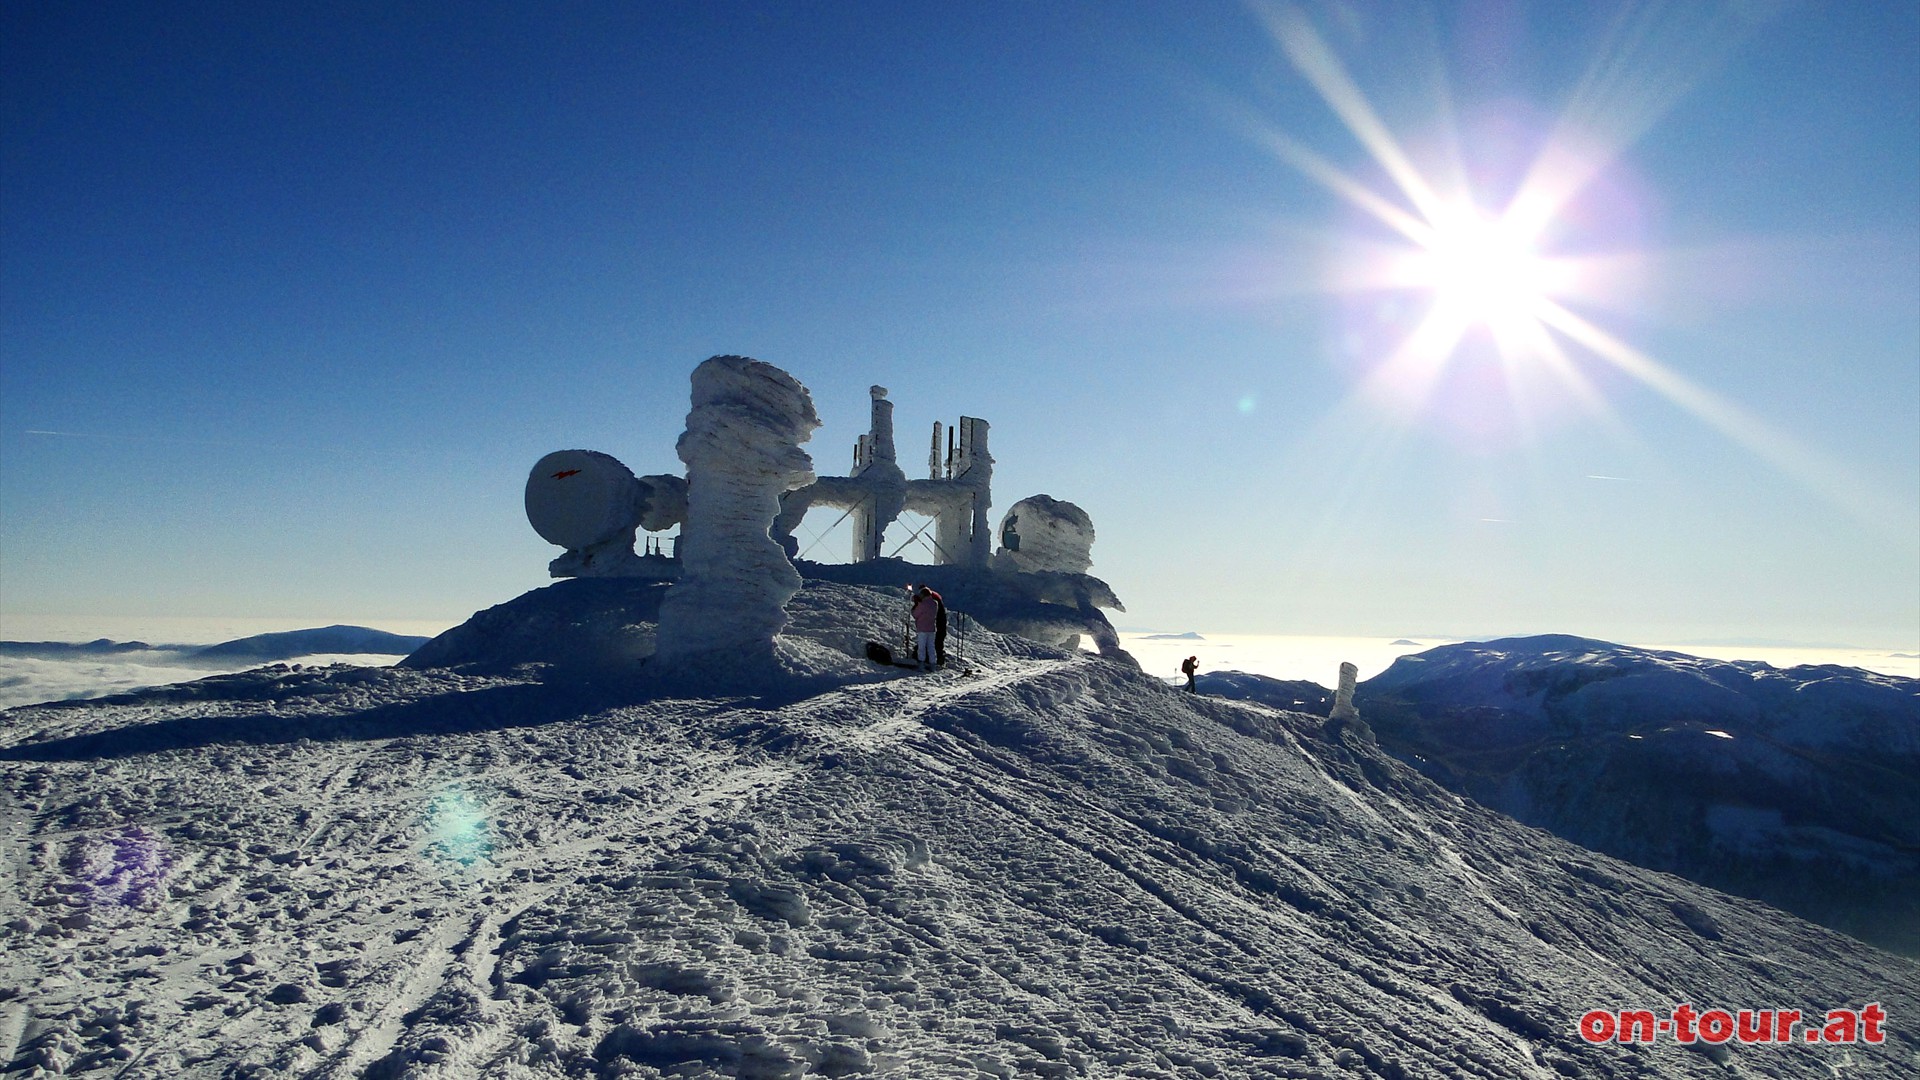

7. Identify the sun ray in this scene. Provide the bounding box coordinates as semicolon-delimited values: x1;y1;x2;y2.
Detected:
1509;1;1783;241
1535;299;1897;528
1353;302;1474;415
1175;69;1442;246
1249;2;1452;228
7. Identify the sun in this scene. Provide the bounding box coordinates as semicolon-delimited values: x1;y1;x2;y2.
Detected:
1227;4;1894;528
1414;208;1548;330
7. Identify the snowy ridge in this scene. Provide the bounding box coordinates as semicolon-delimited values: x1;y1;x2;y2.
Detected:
2;594;1916;1077
1352;635;1920;955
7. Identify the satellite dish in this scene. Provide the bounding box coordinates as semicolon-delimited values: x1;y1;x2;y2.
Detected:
525;450;642;551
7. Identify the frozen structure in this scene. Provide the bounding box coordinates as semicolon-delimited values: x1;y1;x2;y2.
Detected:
525;451;685;578
520;355;1125;663
772;391;992;567
994;495;1095;575
771;387;910;563
1327;660;1374;742
653;356;819;662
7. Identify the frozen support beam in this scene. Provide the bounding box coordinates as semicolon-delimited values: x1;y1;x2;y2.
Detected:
926;417;992;567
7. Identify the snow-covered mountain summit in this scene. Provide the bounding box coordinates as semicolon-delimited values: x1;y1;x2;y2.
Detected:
2;593;1915;1077
1351;635;1920;955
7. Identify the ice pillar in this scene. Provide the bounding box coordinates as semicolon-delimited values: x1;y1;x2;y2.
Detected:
850;386;903;562
930;417;992;567
961;418;992;568
1330;662;1359;721
654;356;819;663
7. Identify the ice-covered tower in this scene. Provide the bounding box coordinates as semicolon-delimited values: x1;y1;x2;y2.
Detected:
654;356;819;663
930;417;992;567
848;386;907;563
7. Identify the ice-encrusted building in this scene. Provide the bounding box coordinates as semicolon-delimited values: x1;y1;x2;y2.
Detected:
519;356;1127;665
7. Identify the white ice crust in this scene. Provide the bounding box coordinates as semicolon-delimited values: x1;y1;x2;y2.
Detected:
993;494;1095;575
654;356;819;663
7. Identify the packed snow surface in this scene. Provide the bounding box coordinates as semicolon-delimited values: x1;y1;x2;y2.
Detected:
3;597;1916;1077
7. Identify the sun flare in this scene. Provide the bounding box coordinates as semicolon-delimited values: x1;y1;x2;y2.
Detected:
1415;209;1547;329
1242;6;1893;527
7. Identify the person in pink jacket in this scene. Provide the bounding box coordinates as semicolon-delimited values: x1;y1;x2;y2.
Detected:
910;585;944;671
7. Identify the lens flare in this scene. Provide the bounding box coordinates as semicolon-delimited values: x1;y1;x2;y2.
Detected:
66;827;173;910
426;785;493;867
1230;3;1893;526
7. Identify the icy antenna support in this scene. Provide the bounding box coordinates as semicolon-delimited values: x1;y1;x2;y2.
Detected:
773;385;908;563
773;391;992;568
1330;662;1360;721
900;416;992;567
654;355;820;663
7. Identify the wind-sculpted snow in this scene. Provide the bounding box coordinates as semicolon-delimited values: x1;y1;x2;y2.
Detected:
2;598;1916;1077
656;356;821;666
1352;635;1920;955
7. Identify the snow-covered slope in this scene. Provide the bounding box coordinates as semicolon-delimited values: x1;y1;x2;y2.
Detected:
1352;635;1920;955
2;599;1915;1077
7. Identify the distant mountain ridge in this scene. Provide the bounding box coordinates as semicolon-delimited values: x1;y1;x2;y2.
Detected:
0;624;429;663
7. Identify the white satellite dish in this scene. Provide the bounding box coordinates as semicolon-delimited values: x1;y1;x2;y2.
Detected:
525;450;642;551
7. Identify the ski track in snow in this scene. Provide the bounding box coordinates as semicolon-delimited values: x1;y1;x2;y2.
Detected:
2;599;1918;1078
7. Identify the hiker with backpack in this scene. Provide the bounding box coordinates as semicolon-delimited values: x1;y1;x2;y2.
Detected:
1181;655;1199;693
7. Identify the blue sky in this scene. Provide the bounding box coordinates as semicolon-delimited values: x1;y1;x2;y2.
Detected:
3;1;1915;648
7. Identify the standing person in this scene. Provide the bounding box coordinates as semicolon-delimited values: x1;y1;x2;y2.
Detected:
911;585;944;671
1181;655;1198;693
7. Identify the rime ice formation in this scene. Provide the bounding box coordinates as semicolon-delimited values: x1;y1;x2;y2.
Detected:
1327;659;1374;741
994;494;1095;575
908;415;992;567
653;356;819;663
775;400;991;568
